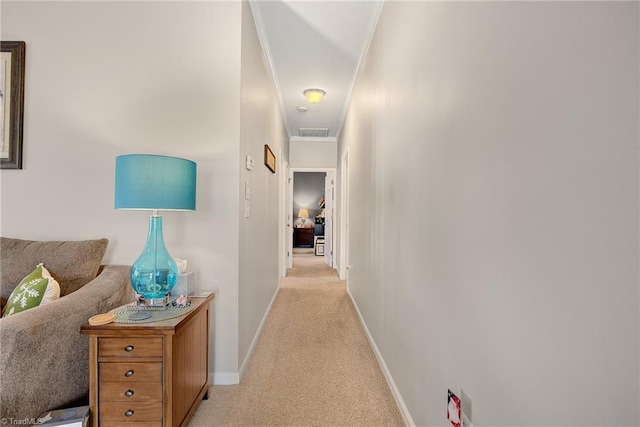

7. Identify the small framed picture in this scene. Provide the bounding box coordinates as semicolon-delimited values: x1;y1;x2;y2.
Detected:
264;144;276;173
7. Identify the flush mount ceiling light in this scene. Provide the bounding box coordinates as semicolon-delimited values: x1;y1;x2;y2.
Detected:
297;106;309;112
303;89;326;104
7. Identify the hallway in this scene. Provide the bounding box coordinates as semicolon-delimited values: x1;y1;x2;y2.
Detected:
189;253;403;426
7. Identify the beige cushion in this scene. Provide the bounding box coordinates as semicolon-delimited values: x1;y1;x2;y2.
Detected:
0;237;108;298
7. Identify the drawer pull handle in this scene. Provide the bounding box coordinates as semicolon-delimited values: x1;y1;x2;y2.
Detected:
125;409;134;417
124;370;134;377
124;345;134;352
125;389;134;397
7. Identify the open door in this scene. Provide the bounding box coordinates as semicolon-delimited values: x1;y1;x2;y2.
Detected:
324;172;334;267
279;155;292;277
286;168;294;271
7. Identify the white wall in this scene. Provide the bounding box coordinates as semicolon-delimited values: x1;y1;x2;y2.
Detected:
289;136;337;168
238;0;289;378
0;1;244;378
339;2;639;425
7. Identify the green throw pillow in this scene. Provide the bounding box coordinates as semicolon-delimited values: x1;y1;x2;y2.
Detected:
2;263;60;317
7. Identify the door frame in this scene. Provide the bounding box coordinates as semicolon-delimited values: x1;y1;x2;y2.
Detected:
323;171;335;268
339;151;349;280
287;167;337;272
279;155;291;277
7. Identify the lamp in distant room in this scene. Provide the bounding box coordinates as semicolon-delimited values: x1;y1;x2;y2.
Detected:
298;208;309;227
303;88;325;104
115;154;197;308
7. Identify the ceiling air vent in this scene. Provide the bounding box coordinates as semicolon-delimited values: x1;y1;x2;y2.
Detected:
298;128;329;137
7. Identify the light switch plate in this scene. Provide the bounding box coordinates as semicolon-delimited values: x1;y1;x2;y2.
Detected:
245;155;254;171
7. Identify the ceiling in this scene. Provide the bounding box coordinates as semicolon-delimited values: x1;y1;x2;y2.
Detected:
250;1;383;140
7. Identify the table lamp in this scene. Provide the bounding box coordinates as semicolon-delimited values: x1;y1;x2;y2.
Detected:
298;208;309;227
115;154;197;308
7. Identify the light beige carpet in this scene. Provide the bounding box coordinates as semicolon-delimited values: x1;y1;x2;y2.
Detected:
188;255;404;427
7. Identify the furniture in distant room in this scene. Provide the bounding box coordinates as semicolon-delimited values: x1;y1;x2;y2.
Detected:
294;227;314;248
315;237;325;256
81;293;215;427
314;216;325;236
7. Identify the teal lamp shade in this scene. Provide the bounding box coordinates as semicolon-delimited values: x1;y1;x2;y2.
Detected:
115;154;196;211
115;154;197;303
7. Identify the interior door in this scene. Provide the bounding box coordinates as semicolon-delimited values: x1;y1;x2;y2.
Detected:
286;168;294;270
324;172;334;267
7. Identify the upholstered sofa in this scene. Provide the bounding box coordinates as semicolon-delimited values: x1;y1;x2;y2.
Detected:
0;237;134;419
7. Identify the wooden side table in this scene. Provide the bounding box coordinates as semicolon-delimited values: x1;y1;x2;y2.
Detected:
293;227;314;247
81;294;215;427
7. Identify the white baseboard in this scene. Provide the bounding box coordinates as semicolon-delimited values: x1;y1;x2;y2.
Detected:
212;286;280;387
238;285;281;381
346;286;416;427
212;371;239;385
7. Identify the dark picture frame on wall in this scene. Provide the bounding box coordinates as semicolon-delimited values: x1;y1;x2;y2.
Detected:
264;144;276;173
1;41;26;169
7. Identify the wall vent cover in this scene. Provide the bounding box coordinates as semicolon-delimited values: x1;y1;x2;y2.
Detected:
298;128;329;137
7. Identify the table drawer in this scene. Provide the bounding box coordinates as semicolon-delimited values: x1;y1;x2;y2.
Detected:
99;337;163;358
100;362;162;382
102;423;161;427
100;381;162;402
99;401;162;422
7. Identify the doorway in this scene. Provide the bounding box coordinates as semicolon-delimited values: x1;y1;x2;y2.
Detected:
286;168;336;274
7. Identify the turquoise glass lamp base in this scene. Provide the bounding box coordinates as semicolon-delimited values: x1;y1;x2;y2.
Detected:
131;215;177;307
